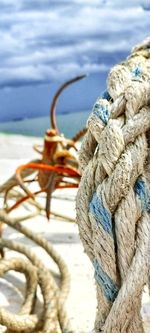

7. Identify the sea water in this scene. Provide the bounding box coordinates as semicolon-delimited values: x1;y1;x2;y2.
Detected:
0;110;90;138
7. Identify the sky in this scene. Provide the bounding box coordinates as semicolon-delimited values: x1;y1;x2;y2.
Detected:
0;0;150;121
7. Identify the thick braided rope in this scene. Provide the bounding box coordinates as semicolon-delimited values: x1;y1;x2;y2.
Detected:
76;37;150;332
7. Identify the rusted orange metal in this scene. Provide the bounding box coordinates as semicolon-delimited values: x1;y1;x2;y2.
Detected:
8;75;87;219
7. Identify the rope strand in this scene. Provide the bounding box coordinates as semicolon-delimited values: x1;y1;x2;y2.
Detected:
77;37;150;332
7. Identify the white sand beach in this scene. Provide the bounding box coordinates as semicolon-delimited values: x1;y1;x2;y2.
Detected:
0;133;149;333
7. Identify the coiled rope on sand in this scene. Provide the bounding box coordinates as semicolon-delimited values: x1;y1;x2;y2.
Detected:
76;37;150;332
0;209;75;333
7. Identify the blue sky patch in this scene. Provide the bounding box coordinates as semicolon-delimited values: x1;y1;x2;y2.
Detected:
0;0;149;121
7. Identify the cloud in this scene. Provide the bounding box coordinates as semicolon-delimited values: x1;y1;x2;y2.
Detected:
0;0;150;89
0;60;109;88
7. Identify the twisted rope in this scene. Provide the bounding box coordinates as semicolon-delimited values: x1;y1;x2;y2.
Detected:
0;209;77;333
76;37;150;332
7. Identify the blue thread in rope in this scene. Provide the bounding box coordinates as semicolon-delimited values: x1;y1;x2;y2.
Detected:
101;90;112;101
131;66;142;80
90;192;112;234
93;103;110;125
134;177;150;212
93;259;119;302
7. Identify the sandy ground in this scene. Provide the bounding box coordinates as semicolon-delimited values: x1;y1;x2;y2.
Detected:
0;133;150;333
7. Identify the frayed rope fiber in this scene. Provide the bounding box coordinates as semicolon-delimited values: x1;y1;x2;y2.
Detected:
76;37;150;332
